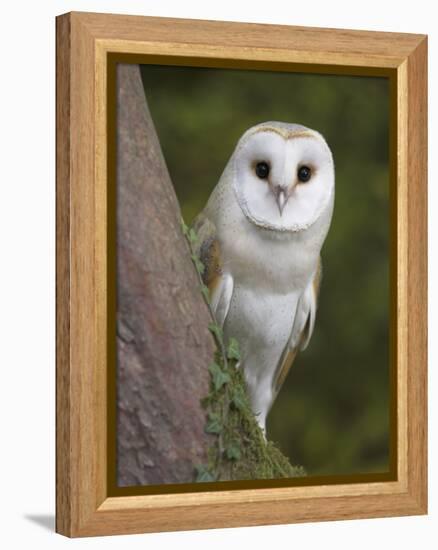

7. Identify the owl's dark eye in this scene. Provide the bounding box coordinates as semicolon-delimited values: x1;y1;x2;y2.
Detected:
255;161;270;179
297;165;312;183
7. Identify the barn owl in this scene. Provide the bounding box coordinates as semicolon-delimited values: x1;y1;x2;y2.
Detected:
192;122;335;434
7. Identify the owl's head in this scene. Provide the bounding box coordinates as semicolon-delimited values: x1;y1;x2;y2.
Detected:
231;122;335;232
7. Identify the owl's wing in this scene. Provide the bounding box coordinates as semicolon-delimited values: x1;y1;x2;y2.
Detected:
272;258;322;396
191;212;234;327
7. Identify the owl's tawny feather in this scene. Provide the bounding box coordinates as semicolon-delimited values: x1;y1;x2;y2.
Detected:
192;213;233;327
192;213;222;293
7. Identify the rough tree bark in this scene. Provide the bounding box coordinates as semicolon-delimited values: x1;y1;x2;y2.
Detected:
116;64;215;486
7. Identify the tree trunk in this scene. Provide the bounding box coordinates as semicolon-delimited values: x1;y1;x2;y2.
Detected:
116;64;215;486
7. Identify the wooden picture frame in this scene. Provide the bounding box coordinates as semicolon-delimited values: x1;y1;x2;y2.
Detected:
56;11;427;537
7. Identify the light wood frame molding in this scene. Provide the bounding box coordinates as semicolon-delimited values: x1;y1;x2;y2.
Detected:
56;11;427;537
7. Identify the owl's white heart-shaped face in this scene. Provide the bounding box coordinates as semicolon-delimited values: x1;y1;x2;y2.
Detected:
232;122;335;232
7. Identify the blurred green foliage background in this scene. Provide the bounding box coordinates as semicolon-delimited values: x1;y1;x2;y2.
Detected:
141;64;390;476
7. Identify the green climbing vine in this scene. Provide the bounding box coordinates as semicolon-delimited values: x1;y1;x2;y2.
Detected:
182;219;305;482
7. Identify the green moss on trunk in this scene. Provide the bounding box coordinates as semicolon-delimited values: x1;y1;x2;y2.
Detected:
198;344;305;482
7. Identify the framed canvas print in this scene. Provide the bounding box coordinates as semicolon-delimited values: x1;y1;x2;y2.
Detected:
56;12;428;537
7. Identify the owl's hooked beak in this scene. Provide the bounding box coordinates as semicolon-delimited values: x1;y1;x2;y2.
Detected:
275;187;290;216
277;190;287;215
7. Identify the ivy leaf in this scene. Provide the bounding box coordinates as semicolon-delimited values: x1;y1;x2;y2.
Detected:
191;254;205;275
188;228;198;244
227;337;240;361
200;284;210;303
205;412;222;434
195;465;216;482
208;323;223;345
231;387;246;411
208;362;230;391
225;442;241;461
